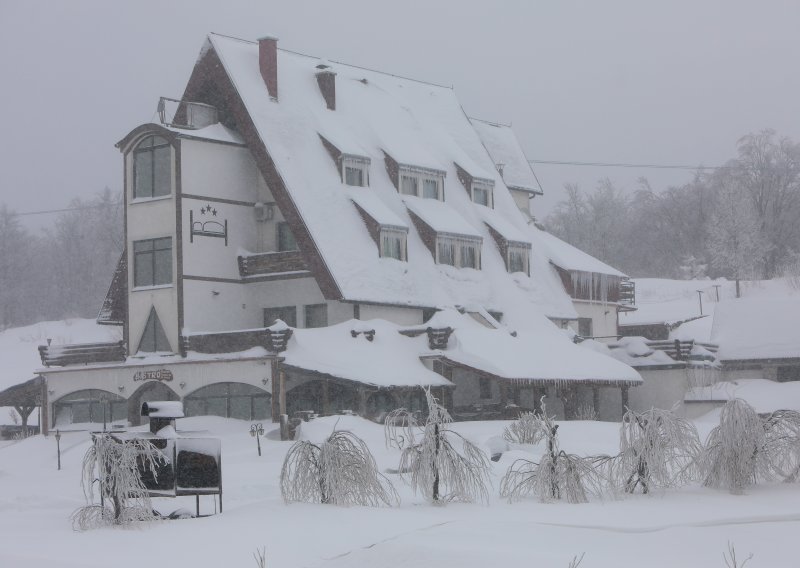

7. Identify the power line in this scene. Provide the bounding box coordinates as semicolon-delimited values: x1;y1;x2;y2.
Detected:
15;204;111;217
529;159;733;171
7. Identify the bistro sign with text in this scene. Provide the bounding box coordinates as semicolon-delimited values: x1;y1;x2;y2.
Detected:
133;369;174;382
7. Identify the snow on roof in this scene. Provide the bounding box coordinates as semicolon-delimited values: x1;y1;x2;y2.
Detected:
469;118;541;194
349;189;407;229
535;228;627;278
601;337;680;367
685;379;800;414
281;319;451;388
424;310;641;384
403;196;481;237
166;122;244;145
712;297;800;361
206;34;573;324
478;206;530;244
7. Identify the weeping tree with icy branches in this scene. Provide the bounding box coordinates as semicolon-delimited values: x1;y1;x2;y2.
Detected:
280;429;398;506
500;400;610;503
615;407;701;494
702;399;800;493
72;433;165;530
387;388;490;504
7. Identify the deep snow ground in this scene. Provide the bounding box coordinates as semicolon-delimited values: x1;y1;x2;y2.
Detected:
2;415;800;568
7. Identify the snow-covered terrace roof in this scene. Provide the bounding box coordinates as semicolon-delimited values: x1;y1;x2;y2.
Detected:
534;228;627;278
421;310;641;385
204;33;574;327
281;319;451;388
469;118;542;195
712;298;800;361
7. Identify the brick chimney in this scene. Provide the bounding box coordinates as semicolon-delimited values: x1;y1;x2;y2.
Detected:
258;35;278;100
316;68;336;110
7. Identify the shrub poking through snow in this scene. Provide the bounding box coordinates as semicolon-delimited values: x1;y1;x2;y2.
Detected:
72;433;165;530
503;411;544;445
615;407;701;494
280;429;398;506
500;401;610;503
700;398;786;494
387;388;490;504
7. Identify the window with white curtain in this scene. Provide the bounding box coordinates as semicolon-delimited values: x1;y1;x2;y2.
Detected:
342;155;370;187
380;227;407;261
507;243;531;275
397;167;444;200
436;235;481;269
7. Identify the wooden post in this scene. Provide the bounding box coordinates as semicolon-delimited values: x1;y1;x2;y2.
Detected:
40;378;49;437
621;385;629;416
279;370;287;417
593;386;601;418
358;388;367;417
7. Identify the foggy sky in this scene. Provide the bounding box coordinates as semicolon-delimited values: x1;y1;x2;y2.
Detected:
2;0;800;229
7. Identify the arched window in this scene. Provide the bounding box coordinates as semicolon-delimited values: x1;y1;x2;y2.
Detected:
185;382;271;421
54;389;126;426
133;135;171;199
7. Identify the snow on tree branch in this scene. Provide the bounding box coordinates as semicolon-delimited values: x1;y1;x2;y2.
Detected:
280;429;398;507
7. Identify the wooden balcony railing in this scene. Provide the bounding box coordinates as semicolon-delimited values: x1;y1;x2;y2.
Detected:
38;341;127;367
237;251;308;278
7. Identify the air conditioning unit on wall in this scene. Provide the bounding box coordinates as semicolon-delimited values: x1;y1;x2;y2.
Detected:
254;202;274;222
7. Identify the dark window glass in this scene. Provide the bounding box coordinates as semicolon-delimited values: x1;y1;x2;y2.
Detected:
345;166;364;186
460;244;478;269
508;248;528;274
304;304;328;328
133;237;172;287
437;240;456;266
423;178;439;199
479;377;492;399
578;317;593;338
185;382;271;421
133;135;171;199
400;175;418;196
473;186;490;206
264;306;297;327
277;222;298;251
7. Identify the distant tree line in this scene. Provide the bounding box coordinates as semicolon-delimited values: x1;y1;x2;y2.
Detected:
544;130;800;282
0;189;122;329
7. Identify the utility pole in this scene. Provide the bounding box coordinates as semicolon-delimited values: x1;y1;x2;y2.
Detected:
696;290;704;316
712;284;722;302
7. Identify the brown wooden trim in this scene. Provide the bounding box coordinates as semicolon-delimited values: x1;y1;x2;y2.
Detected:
116;123;179;153
175;141;185;352
179;46;343;300
182;194;256;207
183;272;312;284
339;298;434;311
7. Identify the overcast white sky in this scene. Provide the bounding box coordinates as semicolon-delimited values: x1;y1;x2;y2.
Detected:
2;0;800;229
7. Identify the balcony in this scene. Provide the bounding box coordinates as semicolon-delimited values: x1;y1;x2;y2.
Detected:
38;341;127;367
181;328;293;355
157;97;218;130
237;251;308;278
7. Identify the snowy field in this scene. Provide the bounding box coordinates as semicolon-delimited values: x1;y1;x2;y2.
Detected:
2;414;800;568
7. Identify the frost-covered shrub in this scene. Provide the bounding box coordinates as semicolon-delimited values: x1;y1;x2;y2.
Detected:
72;433;165;530
280;430;398;506
503;411;545;445
500;402;610;503
615;408;701;494
387;388;490;504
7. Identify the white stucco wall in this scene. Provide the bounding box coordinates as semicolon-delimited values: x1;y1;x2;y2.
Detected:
509;188;531;216
626;366;689;413
180;139;261;203
570;300;619;340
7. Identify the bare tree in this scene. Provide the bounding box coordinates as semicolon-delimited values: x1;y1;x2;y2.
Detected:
500;401;610;503
503;411;544;445
280;429;398;507
72;433;165;530
387;388;490;504
615;408;701;494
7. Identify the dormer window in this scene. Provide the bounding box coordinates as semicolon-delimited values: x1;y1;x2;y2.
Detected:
380;227;408;261
398;167;444;200
507;243;531;275
436;234;481;269
471;180;493;207
342;155;370;187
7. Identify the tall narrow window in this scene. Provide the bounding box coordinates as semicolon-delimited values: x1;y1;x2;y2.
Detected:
133;237;172;287
437;239;456;266
277;222;298;252
401;175;418;196
133;135;171;199
578;317;593;338
472;183;491;206
460;243;479;269
139;307;171;352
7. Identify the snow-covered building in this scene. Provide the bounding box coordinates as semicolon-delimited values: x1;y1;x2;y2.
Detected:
36;33;640;431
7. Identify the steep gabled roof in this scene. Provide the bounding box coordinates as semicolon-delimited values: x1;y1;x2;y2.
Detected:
712;298;800;361
470;118;543;195
185;33;578;326
535;228;627;278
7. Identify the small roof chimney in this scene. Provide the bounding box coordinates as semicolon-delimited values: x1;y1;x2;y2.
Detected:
316;66;336;111
258;35;279;100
